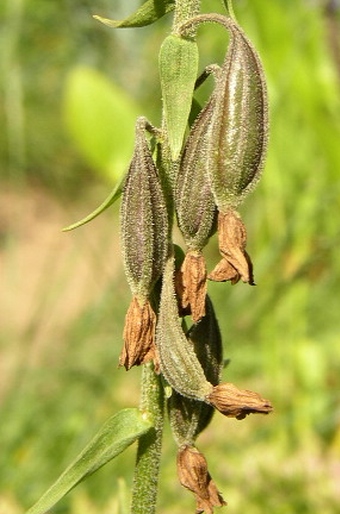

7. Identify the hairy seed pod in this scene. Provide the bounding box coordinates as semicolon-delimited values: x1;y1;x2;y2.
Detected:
168;296;223;446
156;255;213;400
206;18;268;210
120;117;169;302
175;96;217;251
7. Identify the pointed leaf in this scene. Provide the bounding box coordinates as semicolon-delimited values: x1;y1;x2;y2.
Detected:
25;408;153;514
63;66;139;181
93;0;175;29
159;35;199;160
62;177;124;231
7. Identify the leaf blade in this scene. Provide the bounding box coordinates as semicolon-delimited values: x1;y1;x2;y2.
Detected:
62;177;124;231
25;408;153;514
93;0;175;29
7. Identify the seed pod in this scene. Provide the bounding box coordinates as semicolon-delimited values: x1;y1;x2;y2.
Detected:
120;116;169;301
156;255;213;400
175;96;217;251
206;18;268;211
168;296;223;445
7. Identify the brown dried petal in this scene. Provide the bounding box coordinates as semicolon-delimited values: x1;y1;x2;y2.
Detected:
177;446;226;514
207;382;273;420
208;258;240;284
120;296;156;370
181;250;207;322
217;210;254;285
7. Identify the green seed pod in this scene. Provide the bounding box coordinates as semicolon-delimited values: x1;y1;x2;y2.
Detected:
156;255;213;400
175;96;217;251
206;18;268;210
168;296;223;446
120;117;169;302
159;35;199;161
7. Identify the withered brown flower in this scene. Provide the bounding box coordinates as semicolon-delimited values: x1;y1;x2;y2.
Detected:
180;249;207;322
177;445;226;514
207;382;273;420
120;296;156;370
208;210;254;285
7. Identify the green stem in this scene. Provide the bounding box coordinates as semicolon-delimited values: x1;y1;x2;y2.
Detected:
173;0;201;37
131;363;164;514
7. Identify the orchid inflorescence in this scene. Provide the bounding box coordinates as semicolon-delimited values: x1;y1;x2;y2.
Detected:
117;11;272;511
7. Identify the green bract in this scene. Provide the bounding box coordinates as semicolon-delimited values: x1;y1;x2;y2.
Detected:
159;35;199;161
93;0;175;29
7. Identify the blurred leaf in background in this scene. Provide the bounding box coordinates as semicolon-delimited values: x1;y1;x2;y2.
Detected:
1;0;340;513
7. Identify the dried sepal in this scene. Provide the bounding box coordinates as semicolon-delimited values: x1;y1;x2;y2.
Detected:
208;257;240;284
177;445;227;514
120;296;156;370
207;382;273;420
156;255;213;400
208;210;254;285
175;97;217;251
180;250;207;322
120;117;169;300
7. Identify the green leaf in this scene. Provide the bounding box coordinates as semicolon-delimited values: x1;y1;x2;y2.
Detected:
62;177;124;231
25;408;153;514
159;35;199;160
93;0;175;29
63;66;139;181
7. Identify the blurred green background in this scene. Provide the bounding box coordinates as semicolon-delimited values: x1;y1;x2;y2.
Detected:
1;0;340;513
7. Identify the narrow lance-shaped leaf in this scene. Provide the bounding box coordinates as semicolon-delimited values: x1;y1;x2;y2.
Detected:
62;177;123;232
159;35;199;160
93;0;175;29
25;408;153;514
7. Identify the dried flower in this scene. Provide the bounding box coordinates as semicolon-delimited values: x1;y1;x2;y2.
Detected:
208;210;254;285
180;250;208;322
177;445;226;513
120;296;156;370
207;382;273;420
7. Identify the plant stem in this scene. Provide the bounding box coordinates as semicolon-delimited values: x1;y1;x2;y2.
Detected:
173;0;200;35
131;363;164;514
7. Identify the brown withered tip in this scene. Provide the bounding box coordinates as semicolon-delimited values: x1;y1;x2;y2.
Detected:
208;257;241;285
177;445;227;514
217;210;255;285
119;296;156;370
181;250;207;322
207;382;273;420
